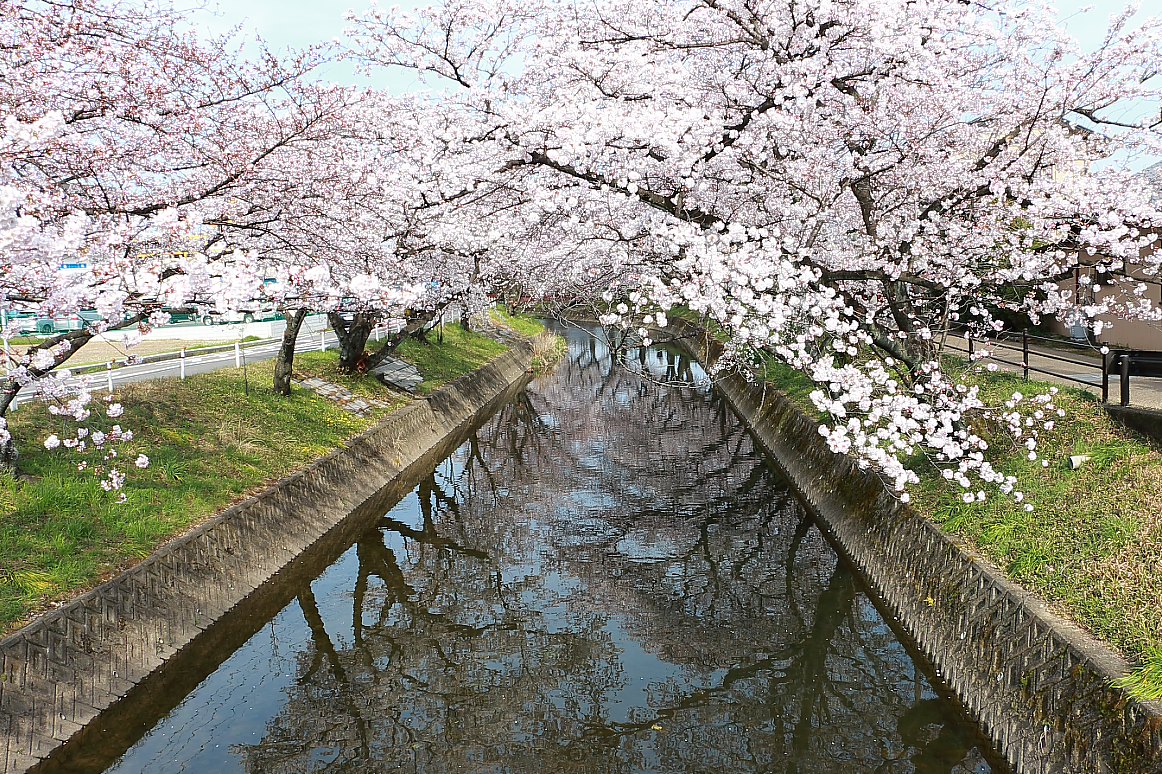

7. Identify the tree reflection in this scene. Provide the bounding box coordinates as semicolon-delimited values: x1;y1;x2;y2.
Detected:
237;325;997;774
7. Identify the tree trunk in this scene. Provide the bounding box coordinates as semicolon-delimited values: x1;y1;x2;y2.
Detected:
273;309;309;396
328;312;376;372
0;380;22;425
0;435;18;479
362;309;440;372
0;381;18;477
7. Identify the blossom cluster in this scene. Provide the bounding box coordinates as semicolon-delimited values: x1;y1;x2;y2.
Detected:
39;389;143;497
3;0;1162;509
345;0;1161;503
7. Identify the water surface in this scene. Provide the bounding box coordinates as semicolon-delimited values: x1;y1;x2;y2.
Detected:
92;323;1001;773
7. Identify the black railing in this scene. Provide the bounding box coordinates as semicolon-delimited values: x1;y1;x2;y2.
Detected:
959;329;1161;406
1103;350;1162;407
964;329;1105;389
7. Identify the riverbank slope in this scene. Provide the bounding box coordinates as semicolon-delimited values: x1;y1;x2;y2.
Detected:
666;317;1162;773
0;325;561;774
0;316;541;635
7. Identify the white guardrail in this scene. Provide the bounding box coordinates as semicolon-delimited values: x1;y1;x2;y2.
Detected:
5;319;406;410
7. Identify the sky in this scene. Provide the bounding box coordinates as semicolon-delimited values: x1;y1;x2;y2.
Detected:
188;0;1161;166
190;0;1159;75
188;0;421;91
190;0;1159;60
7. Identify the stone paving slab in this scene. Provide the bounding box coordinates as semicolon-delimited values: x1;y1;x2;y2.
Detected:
370;357;423;392
476;318;525;345
291;374;396;416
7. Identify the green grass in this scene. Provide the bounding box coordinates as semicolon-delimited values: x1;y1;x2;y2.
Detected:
397;324;507;395
1116;646;1162;701
0;326;515;634
752;352;828;422
292;350;404;402
293;325;509;398
905;367;1162;701
0;360;380;633
489;305;545;337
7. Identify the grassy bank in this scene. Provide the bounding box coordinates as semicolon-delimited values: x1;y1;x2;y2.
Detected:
397;324;507;394
489;305;545;337
0;323;524;634
756;354;1162;700
290;318;535;399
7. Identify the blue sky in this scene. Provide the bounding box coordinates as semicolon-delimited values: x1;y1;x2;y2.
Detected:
189;0;421;91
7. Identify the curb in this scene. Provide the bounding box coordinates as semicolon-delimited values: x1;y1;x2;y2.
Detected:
1104;404;1162;447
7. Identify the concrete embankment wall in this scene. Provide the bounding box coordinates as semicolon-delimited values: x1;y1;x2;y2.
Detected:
0;332;558;774
1106;404;1162;447
667;318;1162;774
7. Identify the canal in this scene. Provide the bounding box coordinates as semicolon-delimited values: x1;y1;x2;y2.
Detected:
68;323;1004;773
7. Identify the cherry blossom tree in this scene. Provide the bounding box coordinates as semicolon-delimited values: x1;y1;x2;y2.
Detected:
347;0;1162;501
225;91;508;377
2;0;550;486
0;0;349;481
7;0;1160;511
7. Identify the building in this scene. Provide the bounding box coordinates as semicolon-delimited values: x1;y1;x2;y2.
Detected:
1047;161;1162;350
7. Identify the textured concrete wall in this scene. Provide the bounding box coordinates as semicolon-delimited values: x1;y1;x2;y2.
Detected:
1105;404;1162;447
0;332;557;774
666;319;1162;774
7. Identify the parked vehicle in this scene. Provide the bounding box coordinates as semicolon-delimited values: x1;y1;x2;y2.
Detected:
2;310;101;336
1;310;37;334
201;303;281;325
159;305;280;326
159;306;220;326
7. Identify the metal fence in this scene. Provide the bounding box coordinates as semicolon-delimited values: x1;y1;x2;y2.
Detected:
4;319;407;410
961;330;1161;406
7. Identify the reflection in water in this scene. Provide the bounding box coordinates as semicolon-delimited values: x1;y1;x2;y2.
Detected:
102;323;1000;774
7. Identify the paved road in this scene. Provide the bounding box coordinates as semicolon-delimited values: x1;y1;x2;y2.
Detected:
9;329;379;408
75;332;344;389
943;335;1162;410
